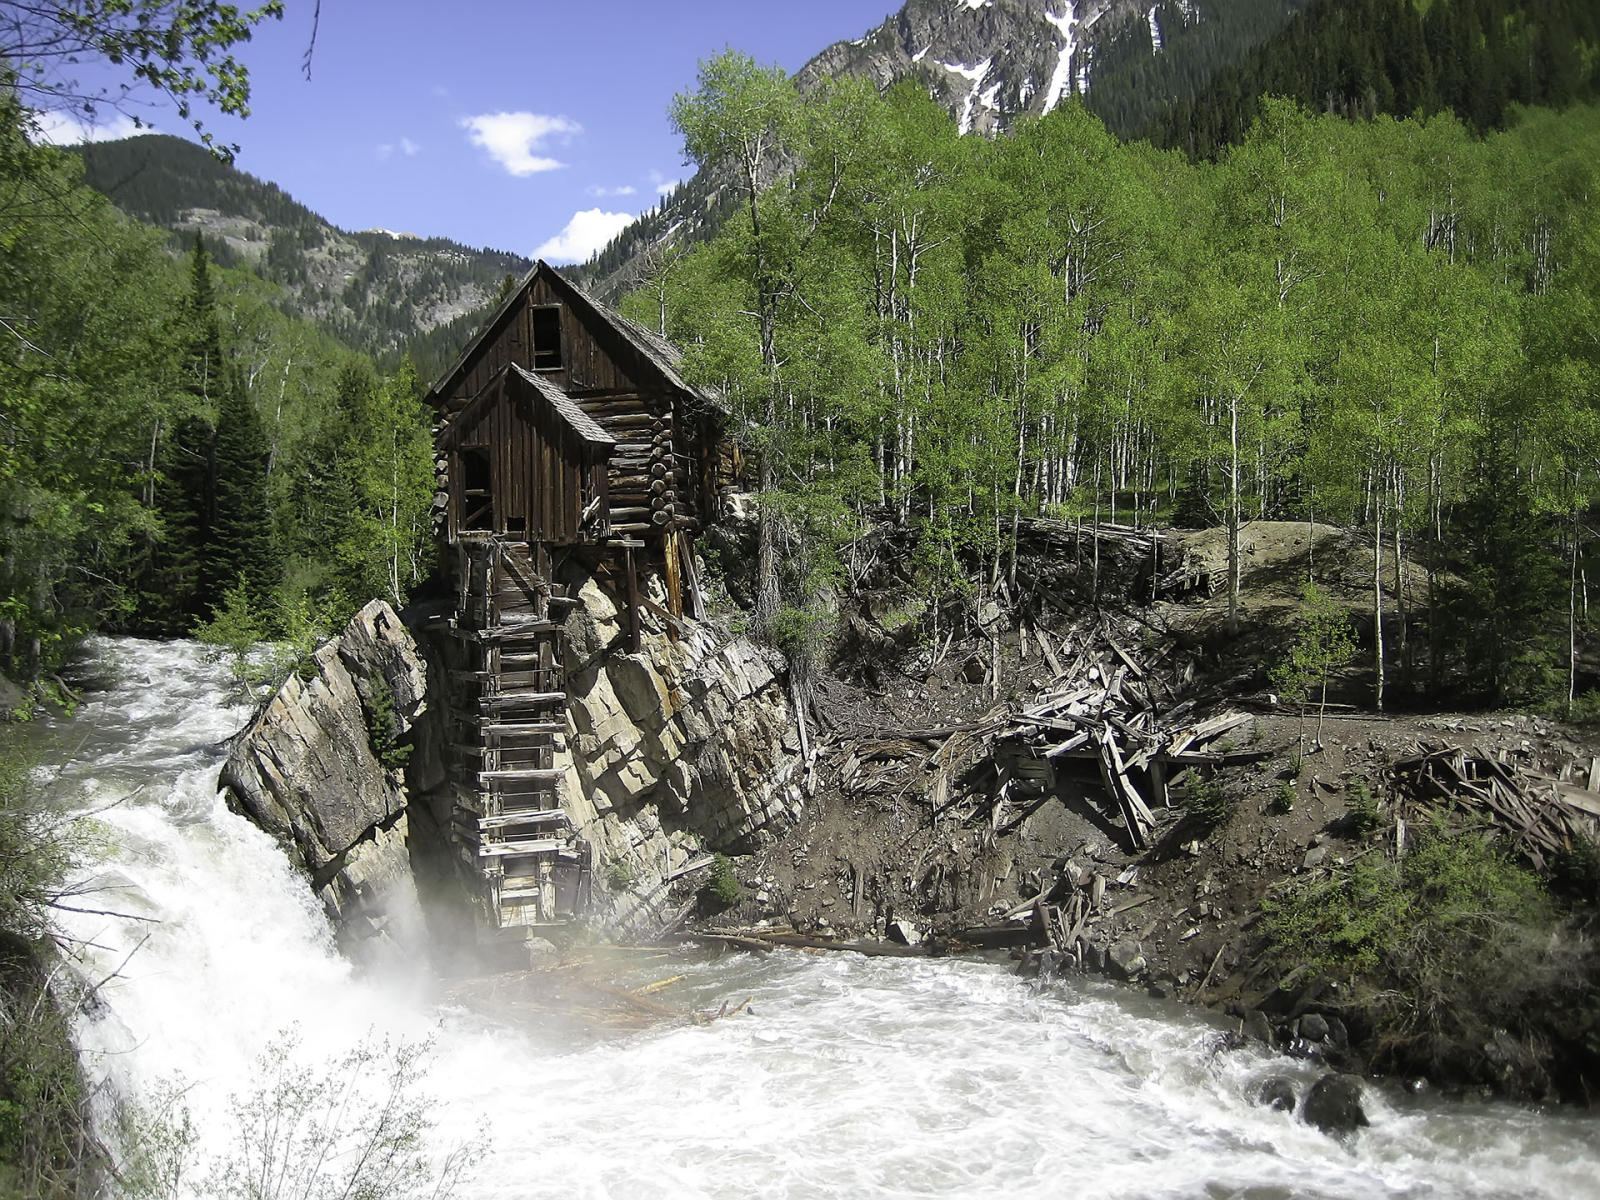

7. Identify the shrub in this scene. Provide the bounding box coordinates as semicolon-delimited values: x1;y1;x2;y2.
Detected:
1259;826;1592;1092
1183;774;1235;830
1345;779;1383;835
363;675;411;772
1270;783;1296;815
603;860;635;893
702;854;743;909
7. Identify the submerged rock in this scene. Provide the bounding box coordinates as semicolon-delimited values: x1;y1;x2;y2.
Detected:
1301;1072;1370;1136
1255;1077;1297;1112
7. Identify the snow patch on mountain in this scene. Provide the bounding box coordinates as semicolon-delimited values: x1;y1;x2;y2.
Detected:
1043;4;1080;112
942;57;996;134
1148;4;1163;50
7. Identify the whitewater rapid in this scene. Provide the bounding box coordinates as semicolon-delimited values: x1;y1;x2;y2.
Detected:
40;638;1600;1199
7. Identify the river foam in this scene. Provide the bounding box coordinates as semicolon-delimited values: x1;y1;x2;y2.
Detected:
43;637;1600;1199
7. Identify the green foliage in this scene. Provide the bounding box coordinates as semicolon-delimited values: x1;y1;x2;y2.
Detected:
0;956;90;1200
1271;782;1297;815
649;66;1600;702
1438;428;1565;704
1142;0;1600;158
1569;690;1600;725
0;741;96;1196
363;674;411;772
194;581;340;699
1549;835;1600;904
603;860;635;893
3;0;285;158
703;853;744;909
1183;773;1236;829
1272;581;1358;745
115;1028;473;1200
1258;827;1587;1082
1345;778;1384;835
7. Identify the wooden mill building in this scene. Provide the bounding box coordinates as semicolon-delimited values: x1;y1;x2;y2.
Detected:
425;260;727;929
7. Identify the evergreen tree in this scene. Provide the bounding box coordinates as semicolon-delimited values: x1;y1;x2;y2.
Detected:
206;377;279;607
1439;426;1564;704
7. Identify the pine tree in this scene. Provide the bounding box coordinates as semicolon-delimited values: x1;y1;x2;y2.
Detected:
206;377;279;608
1439;427;1563;704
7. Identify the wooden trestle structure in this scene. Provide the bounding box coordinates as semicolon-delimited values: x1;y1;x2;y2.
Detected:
426;261;730;930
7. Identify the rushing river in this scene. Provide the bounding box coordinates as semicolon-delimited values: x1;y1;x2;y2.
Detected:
34;637;1600;1199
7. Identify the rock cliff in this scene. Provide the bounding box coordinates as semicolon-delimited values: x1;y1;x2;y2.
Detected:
552;571;804;932
220;599;428;955
223;570;805;951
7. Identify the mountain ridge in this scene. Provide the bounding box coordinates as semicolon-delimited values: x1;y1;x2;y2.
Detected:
73;133;531;374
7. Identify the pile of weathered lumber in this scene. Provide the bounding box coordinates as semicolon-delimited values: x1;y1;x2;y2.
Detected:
1390;744;1600;870
998;617;1262;849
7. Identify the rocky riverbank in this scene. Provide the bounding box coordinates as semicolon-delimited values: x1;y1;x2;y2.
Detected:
683;521;1600;1107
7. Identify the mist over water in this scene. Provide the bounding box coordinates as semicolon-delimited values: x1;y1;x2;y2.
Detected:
41;638;1600;1199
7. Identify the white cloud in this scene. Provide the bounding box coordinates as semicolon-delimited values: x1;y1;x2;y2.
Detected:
460;111;579;176
377;137;422;161
534;208;635;264
33;110;140;145
648;169;682;196
587;184;637;198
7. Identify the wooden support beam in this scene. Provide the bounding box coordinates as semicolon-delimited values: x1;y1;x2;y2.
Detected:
479;838;567;858
478;809;566;830
479;768;565;784
625;543;641;653
479;692;566;712
481;722;565;737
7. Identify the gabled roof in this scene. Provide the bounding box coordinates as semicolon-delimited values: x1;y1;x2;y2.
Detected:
438;363;616;454
510;365;614;449
424;259;722;412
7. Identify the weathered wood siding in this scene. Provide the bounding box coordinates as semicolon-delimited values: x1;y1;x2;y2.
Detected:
445;373;610;545
433;265;727;542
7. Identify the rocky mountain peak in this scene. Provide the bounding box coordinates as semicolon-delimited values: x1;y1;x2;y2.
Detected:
797;0;1193;136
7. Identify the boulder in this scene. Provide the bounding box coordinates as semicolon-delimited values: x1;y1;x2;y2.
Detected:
1255;1077;1297;1112
1107;940;1147;981
1301;1073;1369;1136
887;919;922;946
1242;1009;1275;1048
1299;1013;1330;1042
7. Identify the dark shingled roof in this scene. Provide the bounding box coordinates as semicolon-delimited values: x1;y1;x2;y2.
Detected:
510;364;614;448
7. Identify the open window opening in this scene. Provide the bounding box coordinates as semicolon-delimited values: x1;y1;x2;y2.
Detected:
459;446;494;531
531;305;563;371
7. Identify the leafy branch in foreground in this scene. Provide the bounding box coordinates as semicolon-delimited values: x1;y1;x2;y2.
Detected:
3;0;285;156
117;1029;474;1200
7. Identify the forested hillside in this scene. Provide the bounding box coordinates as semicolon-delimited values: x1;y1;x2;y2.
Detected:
588;0;1598;305
1149;0;1600;157
74;134;529;375
0;111;437;684
639;58;1600;712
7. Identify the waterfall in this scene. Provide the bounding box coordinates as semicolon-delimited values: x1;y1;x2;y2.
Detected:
38;637;1600;1198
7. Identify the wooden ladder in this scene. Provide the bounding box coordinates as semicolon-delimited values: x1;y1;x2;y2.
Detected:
465;540;588;927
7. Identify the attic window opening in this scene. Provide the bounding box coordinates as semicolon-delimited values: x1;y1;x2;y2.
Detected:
531;305;563;371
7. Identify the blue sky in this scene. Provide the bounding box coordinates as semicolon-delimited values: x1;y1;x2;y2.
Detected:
40;1;897;262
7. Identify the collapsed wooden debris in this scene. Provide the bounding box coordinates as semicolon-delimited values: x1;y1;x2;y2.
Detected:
995;615;1263;849
1390;744;1600;870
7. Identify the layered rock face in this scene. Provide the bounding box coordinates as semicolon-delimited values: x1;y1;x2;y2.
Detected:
220;599;428;954
224;572;805;948
553;573;804;931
